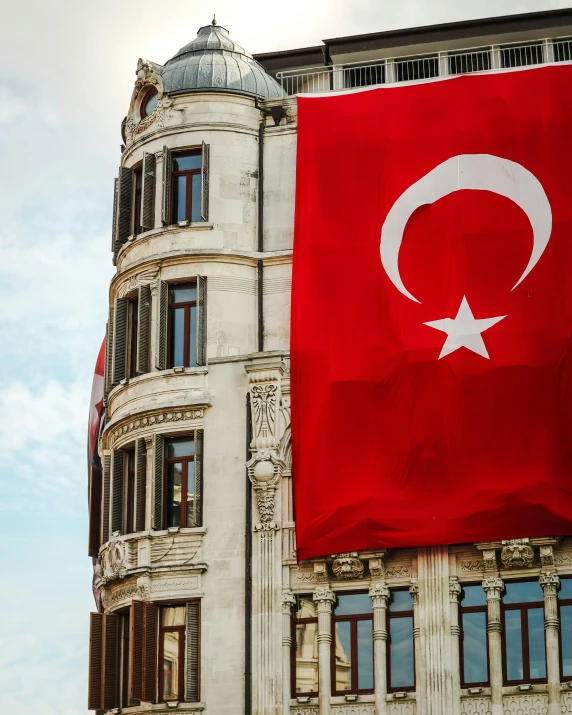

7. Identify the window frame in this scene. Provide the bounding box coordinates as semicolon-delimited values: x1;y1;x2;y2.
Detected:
128;296;139;379
559;577;572;682
170;150;202;224
163;435;200;529
291;594;319;698
124;448;136;535
140;87;158;120
459;582;490;688
158;605;186;703
386;587;416;693
167;281;197;369
501;579;547;686
331;590;374;696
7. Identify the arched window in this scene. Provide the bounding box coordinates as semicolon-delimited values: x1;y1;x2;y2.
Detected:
140;87;158;119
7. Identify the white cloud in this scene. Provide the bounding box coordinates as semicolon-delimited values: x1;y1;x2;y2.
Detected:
0;86;26;124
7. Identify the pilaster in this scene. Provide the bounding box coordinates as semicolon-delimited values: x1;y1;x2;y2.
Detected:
540;570;561;715
409;580;425;715
482;576;504;715
449;576;462;715
282;590;296;715
313;587;336;715
369;581;390;715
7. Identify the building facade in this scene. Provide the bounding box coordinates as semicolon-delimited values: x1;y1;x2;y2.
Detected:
88;10;572;715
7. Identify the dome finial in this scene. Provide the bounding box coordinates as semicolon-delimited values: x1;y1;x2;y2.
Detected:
212;14;217;26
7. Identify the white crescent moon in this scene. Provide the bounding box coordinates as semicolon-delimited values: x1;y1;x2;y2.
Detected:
379;154;552;303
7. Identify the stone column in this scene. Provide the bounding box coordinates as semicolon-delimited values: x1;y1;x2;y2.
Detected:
409;581;425;715
449;577;462;715
282;590;296;715
540;572;561;715
483;577;504;715
313;587;335;715
369;582;390;715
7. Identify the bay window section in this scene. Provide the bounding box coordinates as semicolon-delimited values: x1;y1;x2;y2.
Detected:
293;595;319;696
502;580;546;685
387;589;415;692
168;283;197;368
332;593;374;695
165;436;201;528
159;606;186;702
172;152;202;223
460;584;489;687
560;577;572;680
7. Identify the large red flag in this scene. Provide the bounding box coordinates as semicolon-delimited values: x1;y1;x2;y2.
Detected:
291;64;572;561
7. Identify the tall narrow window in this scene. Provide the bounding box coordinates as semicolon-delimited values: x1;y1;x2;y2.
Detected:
159;607;186;702
460;584;489;687
133;166;143;236
502;580;547;685
168;283;197;368
125;449;136;534
171;152;202;224
128;297;139;378
164;436;201;528
560;577;572;681
387;589;415;691
118;611;131;707
332;593;374;695
292;595;319;696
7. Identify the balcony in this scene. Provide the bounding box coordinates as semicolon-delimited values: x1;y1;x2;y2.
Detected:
276;37;572;95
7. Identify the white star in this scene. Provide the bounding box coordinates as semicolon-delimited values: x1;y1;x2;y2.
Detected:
423;296;506;360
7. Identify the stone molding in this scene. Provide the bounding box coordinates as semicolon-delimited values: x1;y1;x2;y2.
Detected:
105;406;206;449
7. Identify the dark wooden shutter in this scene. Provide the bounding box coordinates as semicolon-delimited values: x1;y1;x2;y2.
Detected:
88;465;102;557
161;146;172;225
143;602;158;703
142;152;156;230
111;177;120;264
155;280;168;370
194;430;203;527
200;141;210;221
135;438;147;532
130;600;145;701
101;452;111;545
104;307;114;400
88;612;104;710
196;275;207;366
111;450;124;535
112;298;128;386
154;434;164;530
185;602;200;702
102;614;119;710
137;284;151;375
117;166;133;246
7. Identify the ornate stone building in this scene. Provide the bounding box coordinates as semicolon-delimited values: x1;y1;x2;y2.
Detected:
88;10;572;715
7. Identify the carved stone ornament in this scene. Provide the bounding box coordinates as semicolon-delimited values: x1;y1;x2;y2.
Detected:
482;548;498;572
124;59;169;145
482;576;504;594
539;572;560;591
409;580;419;605
117;266;160;298
313;587;336;605
369;582;390;604
331;553;365;580
539;545;555;568
100;539;127;585
247;450;282;526
110;408;204;447
313;561;329;584
449;576;462;602
368;556;384;579
501;539;535;569
251;383;277;449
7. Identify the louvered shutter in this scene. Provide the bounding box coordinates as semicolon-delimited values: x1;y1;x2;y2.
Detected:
101;453;111;545
161;146;172;225
88;612;104;710
143;602;158;703
141;152;156;231
154;434;164;530
130;600;145;701
137;284;151;375
117;166;133;246
111;177;120;264
88;465;102;557
112;298;128;386
111;450;124;534
196;276;207;366
194;430;203;528
102;614;119;710
104;307;114;400
185;602;200;702
155;281;168;370
135;437;147;532
200;141;210;221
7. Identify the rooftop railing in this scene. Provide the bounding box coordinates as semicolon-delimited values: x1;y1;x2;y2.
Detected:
276;37;572;95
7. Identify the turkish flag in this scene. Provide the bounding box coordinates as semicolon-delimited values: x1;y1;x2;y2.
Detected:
88;338;105;466
291;64;572;560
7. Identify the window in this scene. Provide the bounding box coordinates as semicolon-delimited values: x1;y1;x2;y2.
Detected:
449;50;491;74
293;595;319;696
125;448;136;534
172;152;202;224
165;436;202;528
460;584;489;687
141;87;158;119
106;440;146;539
107;284;151;390
169;283;197;368
128;296;139;378
396;55;438;82
502;580;546;684
118;611;131;707
501;43;543;68
387;589;415;691
159;607;186;702
332;593;374;695
560;577;572;681
133;165;143;236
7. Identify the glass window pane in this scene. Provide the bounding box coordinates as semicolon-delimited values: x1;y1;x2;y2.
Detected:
357;620;373;690
161;606;186;627
191;173;201;222
527;608;546;680
334;621;352;691
462;611;488;684
167;462;182;528
389;616;414;688
166;437;194;458
144;92;158;116
389;590;413;613
461;585;487;607
504;610;524;681
295;596;317;620
504;581;543;605
559;577;572;600
295;621;319;693
335;593;372;616
186;460;197;526
174;154;201;171
561;605;572;677
170;307;185;367
174;175;187;222
169;283;197;304
162;631;180;700
189;305;197;368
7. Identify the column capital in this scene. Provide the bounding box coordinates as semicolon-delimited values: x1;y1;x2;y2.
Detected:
282;589;296;612
369;582;390;607
313;587;335;608
482;577;504;597
409;580;419;605
539;572;560;592
449;576;462;603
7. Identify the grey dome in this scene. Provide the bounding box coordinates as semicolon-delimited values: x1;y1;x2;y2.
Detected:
161;22;286;99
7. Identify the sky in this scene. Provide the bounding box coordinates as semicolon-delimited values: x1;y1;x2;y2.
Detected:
0;0;570;712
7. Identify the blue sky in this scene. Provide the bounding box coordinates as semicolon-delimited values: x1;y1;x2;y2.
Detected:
0;0;569;712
